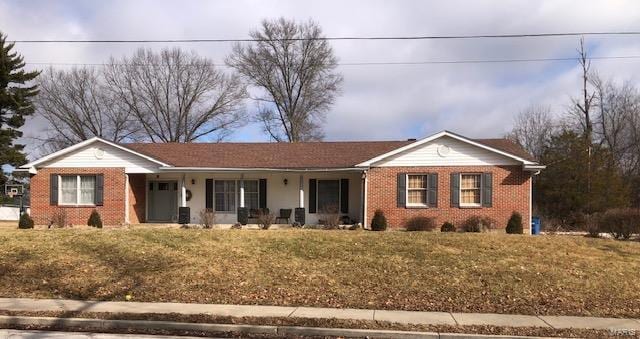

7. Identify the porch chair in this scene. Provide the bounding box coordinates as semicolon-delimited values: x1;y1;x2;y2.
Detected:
275;209;292;224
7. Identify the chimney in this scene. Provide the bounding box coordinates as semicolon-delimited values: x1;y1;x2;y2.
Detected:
407;138;417;142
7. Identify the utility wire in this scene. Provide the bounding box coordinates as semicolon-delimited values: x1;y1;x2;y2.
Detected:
24;55;640;68
10;31;640;43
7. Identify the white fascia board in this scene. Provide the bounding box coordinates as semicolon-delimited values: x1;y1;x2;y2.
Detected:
20;137;171;169
157;167;365;172
356;130;537;167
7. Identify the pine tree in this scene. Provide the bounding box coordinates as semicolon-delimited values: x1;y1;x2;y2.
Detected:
0;32;40;176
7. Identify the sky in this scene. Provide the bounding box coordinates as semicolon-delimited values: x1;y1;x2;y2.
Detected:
2;0;640;161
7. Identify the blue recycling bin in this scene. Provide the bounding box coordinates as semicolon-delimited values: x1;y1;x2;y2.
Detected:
531;216;541;235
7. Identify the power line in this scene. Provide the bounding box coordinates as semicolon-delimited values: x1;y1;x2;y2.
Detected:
11;31;640;44
24;55;640;68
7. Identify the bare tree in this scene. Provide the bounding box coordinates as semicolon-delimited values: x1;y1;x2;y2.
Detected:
104;48;246;142
571;37;596;141
591;74;640;173
35;67;138;152
226;18;343;142
508;105;556;161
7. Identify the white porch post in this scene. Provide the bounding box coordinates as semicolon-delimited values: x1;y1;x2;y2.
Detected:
239;174;245;208
298;174;304;207
124;174;130;224
180;174;187;207
362;170;368;229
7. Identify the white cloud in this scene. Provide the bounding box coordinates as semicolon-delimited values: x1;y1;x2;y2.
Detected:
2;0;640;157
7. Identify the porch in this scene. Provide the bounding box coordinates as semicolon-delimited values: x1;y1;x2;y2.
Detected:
126;170;366;226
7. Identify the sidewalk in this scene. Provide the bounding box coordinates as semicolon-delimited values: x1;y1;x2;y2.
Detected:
1;297;639;331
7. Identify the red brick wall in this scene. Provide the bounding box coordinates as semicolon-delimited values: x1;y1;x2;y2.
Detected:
128;174;146;224
30;168;126;226
366;165;531;233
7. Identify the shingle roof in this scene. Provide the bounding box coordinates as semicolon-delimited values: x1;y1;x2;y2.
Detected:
123;138;534;169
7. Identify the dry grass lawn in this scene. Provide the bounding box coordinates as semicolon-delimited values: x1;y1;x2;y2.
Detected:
0;229;639;318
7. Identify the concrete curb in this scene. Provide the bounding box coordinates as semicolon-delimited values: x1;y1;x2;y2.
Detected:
0;315;557;339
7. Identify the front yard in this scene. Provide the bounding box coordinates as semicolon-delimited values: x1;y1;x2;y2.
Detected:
0;228;639;318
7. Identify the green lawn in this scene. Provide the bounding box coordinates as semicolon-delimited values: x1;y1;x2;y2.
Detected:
0;229;639;318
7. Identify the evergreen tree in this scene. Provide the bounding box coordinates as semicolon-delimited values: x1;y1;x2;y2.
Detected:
0;32;40;180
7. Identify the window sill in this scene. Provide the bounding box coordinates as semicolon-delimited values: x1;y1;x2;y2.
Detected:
459;205;482;209
57;204;97;208
406;205;430;209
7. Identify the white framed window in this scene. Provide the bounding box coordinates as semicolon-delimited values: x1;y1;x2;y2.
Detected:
59;175;96;205
214;180;236;212
460;173;482;207
407;174;428;206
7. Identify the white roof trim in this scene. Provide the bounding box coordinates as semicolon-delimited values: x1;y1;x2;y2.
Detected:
20;137;171;169
356;130;537;167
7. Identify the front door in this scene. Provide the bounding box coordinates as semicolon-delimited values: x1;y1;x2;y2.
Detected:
148;181;178;222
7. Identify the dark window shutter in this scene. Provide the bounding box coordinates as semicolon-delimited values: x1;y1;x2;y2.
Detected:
95;174;104;206
308;179;317;213
205;179;213;210
259;179;267;209
340;179;349;214
482;172;493;207
427;173;438;208
50;174;58;205
450;172;460;208
397;173;406;208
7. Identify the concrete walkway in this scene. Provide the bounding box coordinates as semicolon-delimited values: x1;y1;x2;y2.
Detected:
0;298;639;331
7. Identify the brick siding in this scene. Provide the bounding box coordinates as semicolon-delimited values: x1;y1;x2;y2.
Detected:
127;174;146;224
366;165;531;233
30;168;126;226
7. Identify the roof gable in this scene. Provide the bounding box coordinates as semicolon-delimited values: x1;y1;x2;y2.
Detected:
356;131;537;167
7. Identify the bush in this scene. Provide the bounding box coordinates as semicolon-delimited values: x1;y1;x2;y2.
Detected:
598;208;640;240
461;215;496;233
87;209;103;228
371;209;387;231
18;213;34;229
257;210;276;230
506;212;523;234
49;209;67;228
231;223;242;229
320;204;341;230
199;209;216;229
441;222;456;232
584;213;601;238
405;216;436;231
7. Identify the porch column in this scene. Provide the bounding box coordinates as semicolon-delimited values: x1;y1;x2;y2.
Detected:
298;174;304;207
239;174;245;208
124;174;130;224
180;174;187;207
362;170;368;229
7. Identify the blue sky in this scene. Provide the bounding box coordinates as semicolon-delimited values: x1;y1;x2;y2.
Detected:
2;0;640;160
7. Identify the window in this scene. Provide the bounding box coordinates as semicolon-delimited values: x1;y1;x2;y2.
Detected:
407;175;427;206
242;180;259;210
317;180;340;213
59;175;96;205
215;180;236;212
460;174;481;206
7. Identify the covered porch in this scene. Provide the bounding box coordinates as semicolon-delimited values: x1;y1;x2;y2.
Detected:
127;169;367;226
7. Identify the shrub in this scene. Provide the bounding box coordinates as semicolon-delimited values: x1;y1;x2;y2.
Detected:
461;215;496;233
87;209;103;228
320;204;341;230
199;209;216;229
584;214;601;238
405;216;436;231
257;210;276;230
598;208;640;240
441;222;456;232
231;223;242;230
18;213;34;229
49;209;67;228
371;209;387;231
506;212;523;234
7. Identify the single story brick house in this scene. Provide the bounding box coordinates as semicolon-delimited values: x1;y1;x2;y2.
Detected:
18;131;544;232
